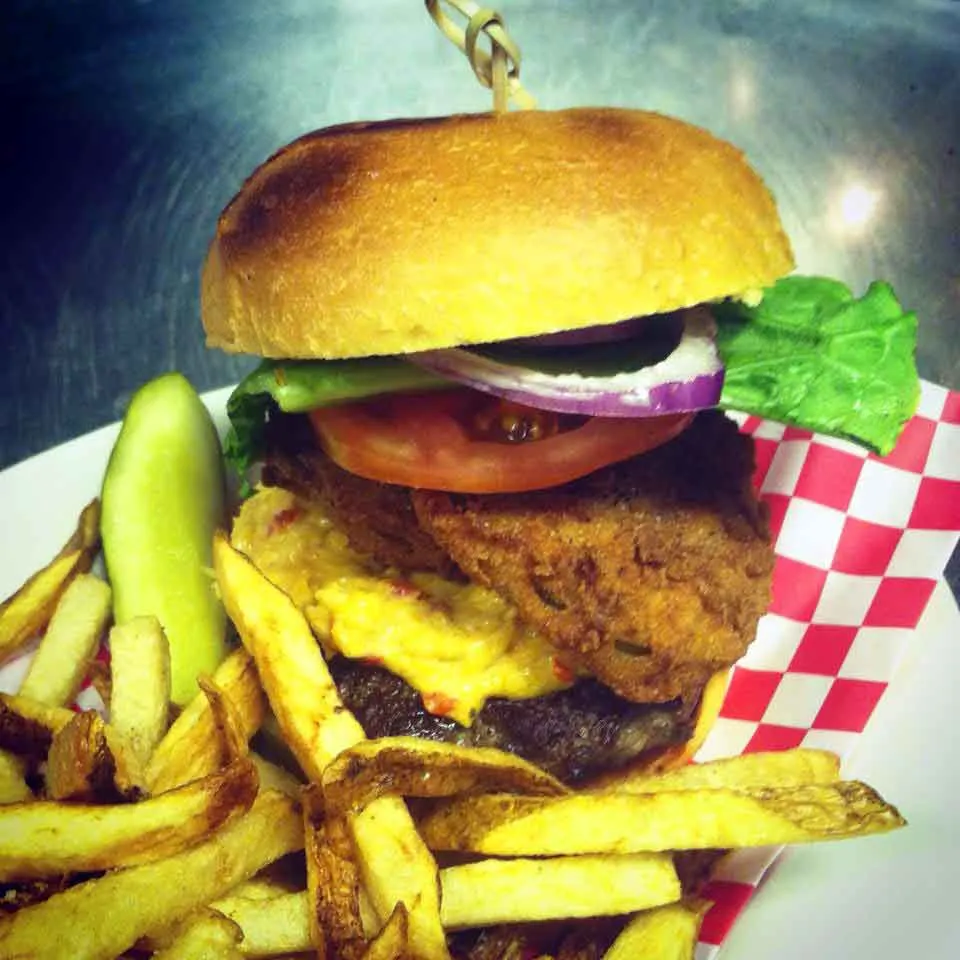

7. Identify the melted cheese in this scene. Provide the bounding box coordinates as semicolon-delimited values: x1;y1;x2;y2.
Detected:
231;486;568;725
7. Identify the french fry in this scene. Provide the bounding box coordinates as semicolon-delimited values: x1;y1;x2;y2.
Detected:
18;574;112;706
350;796;448;958
417;782;906;856
0;750;31;804
0;790;302;960
212;888;313;956
0;694;74;761
602;900;710;960
103;721;148;797
251;752;303;798
146;647;266;793
0;756;258;881
0;499;100;663
152;909;244;960
602;749;841;795
322;737;567;816
190;857;685;949
197;673;309;814
213;535;366;779
200;669;305;797
44;710;145;802
361;903;410;960
303;784;366;960
214;535;448;960
439;854;680;929
198;674;249;765
219;854;676;950
218;875;300;903
108;615;171;766
358;886;378;939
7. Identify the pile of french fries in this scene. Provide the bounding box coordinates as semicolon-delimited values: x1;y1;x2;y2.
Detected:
0;501;906;959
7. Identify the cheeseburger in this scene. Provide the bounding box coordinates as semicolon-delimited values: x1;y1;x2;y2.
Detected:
202;108;918;783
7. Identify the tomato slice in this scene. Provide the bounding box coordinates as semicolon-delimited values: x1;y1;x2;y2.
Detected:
308;389;693;494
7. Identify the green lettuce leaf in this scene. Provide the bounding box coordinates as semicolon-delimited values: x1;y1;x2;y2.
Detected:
223;357;447;481
714;276;920;455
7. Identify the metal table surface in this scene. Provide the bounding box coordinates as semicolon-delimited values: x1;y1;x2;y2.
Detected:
2;0;958;588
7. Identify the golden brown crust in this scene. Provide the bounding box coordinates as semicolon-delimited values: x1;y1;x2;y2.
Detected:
411;411;773;706
202;108;794;358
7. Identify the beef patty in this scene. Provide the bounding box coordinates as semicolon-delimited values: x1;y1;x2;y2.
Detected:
328;656;692;784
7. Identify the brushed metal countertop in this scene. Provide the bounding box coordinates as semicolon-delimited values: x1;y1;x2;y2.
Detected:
2;0;958;584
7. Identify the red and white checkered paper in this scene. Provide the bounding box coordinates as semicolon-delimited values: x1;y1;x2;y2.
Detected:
694;379;960;957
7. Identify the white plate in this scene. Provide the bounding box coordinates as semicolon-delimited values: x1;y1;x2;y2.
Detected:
1;386;957;959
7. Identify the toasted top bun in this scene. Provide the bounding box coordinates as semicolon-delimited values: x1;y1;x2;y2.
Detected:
202;108;794;359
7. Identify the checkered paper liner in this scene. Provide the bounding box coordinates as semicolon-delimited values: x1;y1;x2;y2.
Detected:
0;382;957;955
693;379;960;957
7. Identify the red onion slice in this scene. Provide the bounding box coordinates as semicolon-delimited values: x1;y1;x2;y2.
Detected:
510;315;651;348
409;308;724;418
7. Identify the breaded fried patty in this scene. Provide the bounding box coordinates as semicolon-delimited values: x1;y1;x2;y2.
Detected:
413;412;772;705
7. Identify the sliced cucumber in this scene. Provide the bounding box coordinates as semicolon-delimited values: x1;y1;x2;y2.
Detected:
102;373;227;704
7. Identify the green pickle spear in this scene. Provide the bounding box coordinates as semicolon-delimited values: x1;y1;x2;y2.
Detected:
102;373;227;704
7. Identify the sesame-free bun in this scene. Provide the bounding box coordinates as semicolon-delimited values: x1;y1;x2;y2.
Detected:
202;108;794;359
